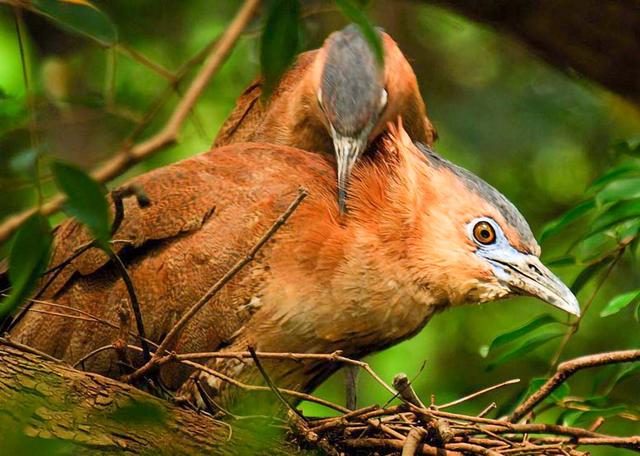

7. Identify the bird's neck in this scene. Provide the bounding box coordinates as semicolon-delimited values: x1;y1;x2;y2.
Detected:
254;143;449;357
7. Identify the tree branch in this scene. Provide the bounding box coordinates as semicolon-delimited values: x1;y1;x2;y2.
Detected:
510;349;640;422
0;343;314;455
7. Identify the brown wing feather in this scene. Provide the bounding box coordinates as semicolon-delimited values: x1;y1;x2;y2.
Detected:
212;50;319;148
213;78;265;148
10;143;333;388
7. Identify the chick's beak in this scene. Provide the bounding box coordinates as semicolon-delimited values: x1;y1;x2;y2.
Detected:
331;129;368;213
482;248;581;316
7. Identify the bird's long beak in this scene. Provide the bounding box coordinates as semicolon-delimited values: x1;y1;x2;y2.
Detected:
482;249;581;316
332;132;367;213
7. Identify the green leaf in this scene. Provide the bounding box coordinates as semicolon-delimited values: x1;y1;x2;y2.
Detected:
600;289;640;317
51;161;111;244
0;214;52;317
260;0;301;96
575;232;618;264
526;377;570;402
596;177;640;205
481;314;561;358
335;0;384;64
544;256;576;268
32;0;117;46
558;409;583;426
616;219;640;244
540;199;595;241
603;364;640;396
570;257;613;294
486;331;563;371
589;198;640;235
561;405;628;427
588;162;640;192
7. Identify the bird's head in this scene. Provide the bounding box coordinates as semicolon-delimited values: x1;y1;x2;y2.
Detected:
368;123;580;316
310;24;434;211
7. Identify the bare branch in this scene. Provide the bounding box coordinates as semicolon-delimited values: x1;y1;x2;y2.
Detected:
510;349;640;422
437;378;520;410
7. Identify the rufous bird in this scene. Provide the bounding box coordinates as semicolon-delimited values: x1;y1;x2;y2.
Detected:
215;24;437;211
8;121;579;411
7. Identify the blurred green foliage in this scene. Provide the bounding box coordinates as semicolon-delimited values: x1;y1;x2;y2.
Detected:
0;0;638;453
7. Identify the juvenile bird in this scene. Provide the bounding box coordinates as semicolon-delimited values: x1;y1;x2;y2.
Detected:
215;24;437;211
9;122;579;411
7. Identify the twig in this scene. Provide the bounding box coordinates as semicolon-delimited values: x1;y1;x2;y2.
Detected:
309;405;379;432
247;353;341;456
588;416;605;432
7;181;148;333
367;417;406;440
15;307;96;323
445;442;502;455
10;195;150;355
248;346;305;420
341;438;463;456
437;379;520;409
119;344;349;414
73;344;117;369
477;403;497;418
9;296;157;350
194;377;220;417
510;349;640;422
127;347;401;404
116;43;175;81
0;0;260;245
108;250;151;362
2;239;96;333
122;188;307;382
549;251;622;368
393;373;426;408
42;240;95;276
402;427;426;456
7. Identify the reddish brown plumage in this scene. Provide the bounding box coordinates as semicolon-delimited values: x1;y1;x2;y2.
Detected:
214;31;437;155
10;122;540;409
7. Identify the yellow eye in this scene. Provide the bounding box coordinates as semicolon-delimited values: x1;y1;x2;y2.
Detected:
473;221;496;245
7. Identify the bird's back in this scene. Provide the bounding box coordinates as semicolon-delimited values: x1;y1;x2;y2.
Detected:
10;142;335;388
213;51;318;148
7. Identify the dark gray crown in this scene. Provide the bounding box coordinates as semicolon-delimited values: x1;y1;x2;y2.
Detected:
416;142;536;247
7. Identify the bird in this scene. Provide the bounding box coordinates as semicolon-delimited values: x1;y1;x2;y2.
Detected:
214;24;437;212
216;23;439;408
8;121;579;412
